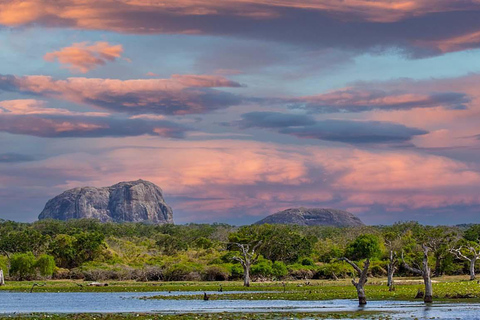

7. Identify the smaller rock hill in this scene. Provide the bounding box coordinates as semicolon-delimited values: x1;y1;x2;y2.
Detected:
254;207;364;227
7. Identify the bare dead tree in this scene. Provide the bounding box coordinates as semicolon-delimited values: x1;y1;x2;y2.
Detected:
340;257;370;305
0;269;4;286
402;245;433;303
386;249;397;291
232;241;262;287
450;245;480;281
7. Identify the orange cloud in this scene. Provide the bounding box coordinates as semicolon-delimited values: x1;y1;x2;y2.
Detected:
44;42;124;73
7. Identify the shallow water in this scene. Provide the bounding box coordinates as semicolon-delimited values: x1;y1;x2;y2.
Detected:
1;291;479;319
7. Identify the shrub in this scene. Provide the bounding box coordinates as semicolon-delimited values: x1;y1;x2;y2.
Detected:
272;261;288;278
52;267;70;279
138;266;164;281
229;264;244;280
194;237;213;249
164;263;201;281
9;252;37;280
315;262;353;279
35;254;56;277
202;265;229;281
0;256;8;277
369;260;387;277
251;260;273;278
300;257;315;266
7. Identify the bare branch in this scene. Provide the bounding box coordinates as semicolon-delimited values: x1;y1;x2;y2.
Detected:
339;257;362;274
402;251;423;275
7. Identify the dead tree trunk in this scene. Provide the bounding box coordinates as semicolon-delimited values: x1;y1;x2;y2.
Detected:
403;245;433;303
0;269;4;286
232;242;261;287
341;258;370;305
387;250;397;291
450;246;480;281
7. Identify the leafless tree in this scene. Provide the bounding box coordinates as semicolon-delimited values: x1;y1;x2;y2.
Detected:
450;245;480;281
340;257;370;305
386;249;397;291
232;241;262;287
402;245;433;303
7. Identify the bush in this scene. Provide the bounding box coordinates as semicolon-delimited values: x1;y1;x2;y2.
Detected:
9;252;37;280
35;254;56;277
300;257;315;266
272;261;288;278
202;265;229;281
229;264;244;280
52;267;70;279
315;262;352;279
0;256;8;277
194;237;213;249
164;263;201;281
369;260;387;277
251;260;273;278
289;268;314;280
138;266;164;281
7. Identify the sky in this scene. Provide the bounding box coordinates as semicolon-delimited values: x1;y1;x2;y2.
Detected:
1;1;480;225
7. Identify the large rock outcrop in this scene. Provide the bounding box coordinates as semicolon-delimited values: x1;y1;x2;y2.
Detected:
38;180;174;224
255;207;364;227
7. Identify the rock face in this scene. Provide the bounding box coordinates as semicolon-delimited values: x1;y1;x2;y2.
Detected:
38;180;174;224
255;207;364;227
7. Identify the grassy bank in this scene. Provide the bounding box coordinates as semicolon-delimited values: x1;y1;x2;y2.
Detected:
1;276;480;302
0;311;393;320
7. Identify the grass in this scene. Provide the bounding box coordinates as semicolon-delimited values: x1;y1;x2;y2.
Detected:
1;276;480;302
0;311;394;320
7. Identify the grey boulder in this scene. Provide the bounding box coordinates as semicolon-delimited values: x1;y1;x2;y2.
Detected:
38;179;173;224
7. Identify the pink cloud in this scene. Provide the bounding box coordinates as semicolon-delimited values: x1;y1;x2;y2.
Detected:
0;74;243;115
0;99;109;117
291;88;470;113
2;1;480;55
9;139;479;222
44;42;124;73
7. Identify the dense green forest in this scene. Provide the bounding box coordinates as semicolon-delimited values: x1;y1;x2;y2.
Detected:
1;219;479;284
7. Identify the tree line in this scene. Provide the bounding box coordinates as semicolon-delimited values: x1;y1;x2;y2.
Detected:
1;218;480;304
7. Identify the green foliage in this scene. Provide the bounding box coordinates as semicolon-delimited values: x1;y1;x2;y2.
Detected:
202;265;229;281
156;234;188;255
345;234;383;260
35;254;56;277
251;259;274;278
0;255;8;276
164;263;201;281
229;264;244;279
48;232;105;268
464;225;480;242
194;237;213;249
3;219;480;282
9;252;37;280
300;257;315;266
272;261;288;278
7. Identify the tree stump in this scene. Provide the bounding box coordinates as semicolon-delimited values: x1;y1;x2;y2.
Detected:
415;289;424;299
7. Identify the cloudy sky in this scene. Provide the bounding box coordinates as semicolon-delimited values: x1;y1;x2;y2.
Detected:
1;0;480;225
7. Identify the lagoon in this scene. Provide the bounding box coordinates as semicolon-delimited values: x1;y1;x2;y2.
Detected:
1;291;480;319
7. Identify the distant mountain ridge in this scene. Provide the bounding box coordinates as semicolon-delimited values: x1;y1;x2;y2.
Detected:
38;180;173;224
255;207;364;227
